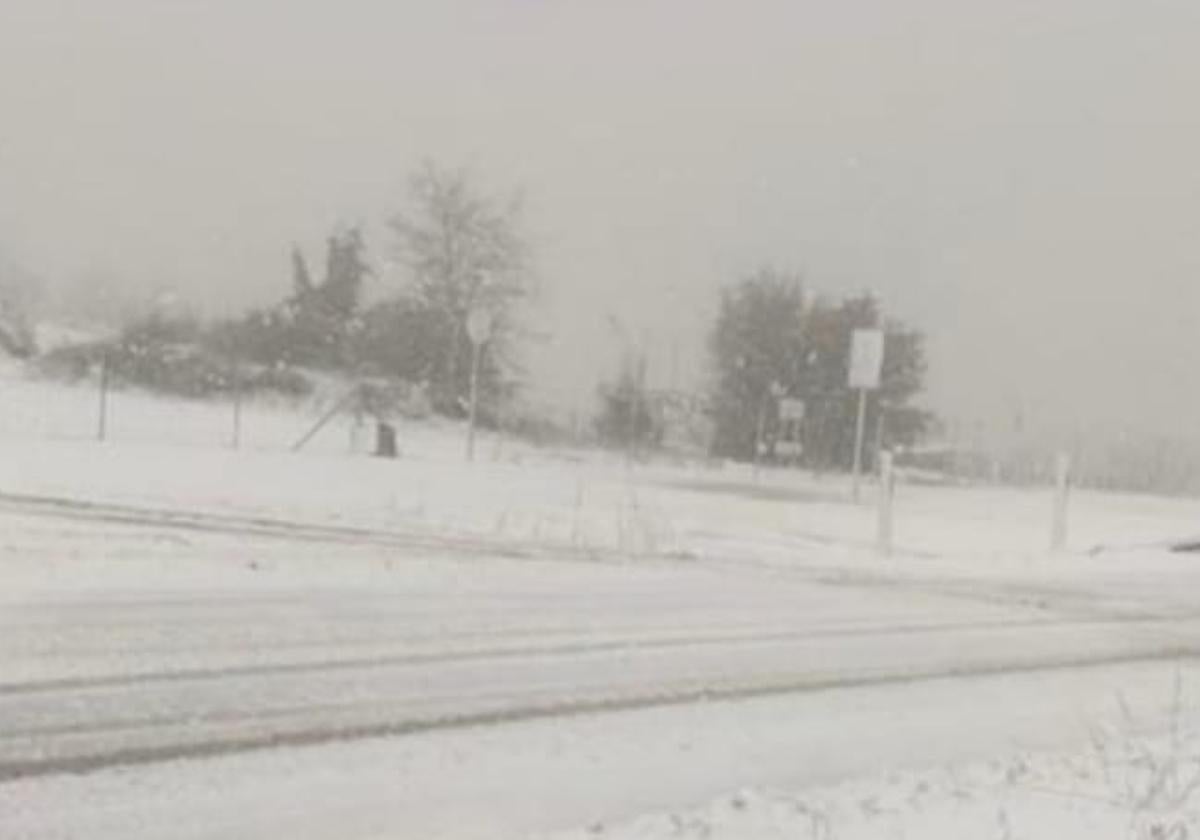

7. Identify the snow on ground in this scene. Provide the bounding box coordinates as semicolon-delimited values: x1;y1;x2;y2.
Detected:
545;703;1200;840
544;741;1198;840
5;370;1200;838
5;658;1200;840
1;370;1198;569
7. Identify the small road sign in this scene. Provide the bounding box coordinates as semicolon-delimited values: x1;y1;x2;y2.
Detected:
849;329;884;390
467;308;494;345
780;398;806;422
776;440;803;458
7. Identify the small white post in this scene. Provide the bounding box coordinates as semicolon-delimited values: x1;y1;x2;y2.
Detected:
97;352;110;442
877;449;894;555
231;380;243;450
1051;451;1070;552
752;398;767;481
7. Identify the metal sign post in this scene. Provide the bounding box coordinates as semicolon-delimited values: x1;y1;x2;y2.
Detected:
231;387;242;450
778;398;806;464
780;398;805;421
1051;451;1071;552
848;329;884;501
753;381;786;478
851;387;869;500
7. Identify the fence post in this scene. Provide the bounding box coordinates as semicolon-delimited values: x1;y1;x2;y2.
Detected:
1050;451;1070;552
96;352;110;442
231;383;242;450
876;449;894;555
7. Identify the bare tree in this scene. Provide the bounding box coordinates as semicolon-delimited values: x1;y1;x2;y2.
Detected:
387;162;533;415
0;252;40;356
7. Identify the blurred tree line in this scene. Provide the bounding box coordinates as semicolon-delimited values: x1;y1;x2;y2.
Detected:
707;269;929;468
34;164;932;469
592;268;931;469
706;269;929;468
40;163;533;424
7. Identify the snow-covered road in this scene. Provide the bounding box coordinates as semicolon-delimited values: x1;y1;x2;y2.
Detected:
5;499;1200;838
7;590;1197;782
7;475;1200;835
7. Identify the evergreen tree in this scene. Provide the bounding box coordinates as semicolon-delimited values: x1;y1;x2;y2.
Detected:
708;274;930;465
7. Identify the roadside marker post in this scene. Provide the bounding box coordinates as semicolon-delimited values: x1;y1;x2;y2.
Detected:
876;449;895;555
851;387;869;500
754;381;787;479
96;352;110;442
230;367;243;450
1051;451;1071;552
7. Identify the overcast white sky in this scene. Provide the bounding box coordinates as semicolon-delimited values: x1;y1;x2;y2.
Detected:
3;0;1200;440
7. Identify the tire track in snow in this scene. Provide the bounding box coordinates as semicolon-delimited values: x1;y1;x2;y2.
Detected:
4;638;1200;783
0;614;1116;696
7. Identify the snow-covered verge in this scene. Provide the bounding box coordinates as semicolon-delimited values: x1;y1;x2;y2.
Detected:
1;370;1199;570
546;728;1200;840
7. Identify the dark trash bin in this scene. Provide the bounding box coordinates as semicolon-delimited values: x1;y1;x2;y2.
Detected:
374;422;397;458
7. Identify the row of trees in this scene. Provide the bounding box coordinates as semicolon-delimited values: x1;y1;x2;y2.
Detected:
44;163;534;423
33;162;932;467
708;269;928;467
597;268;930;469
216;162;532;417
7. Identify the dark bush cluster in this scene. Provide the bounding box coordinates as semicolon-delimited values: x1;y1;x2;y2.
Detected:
37;314;314;400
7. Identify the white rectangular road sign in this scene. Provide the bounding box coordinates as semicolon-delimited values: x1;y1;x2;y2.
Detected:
779;398;806;421
776;440;803;458
849;329;884;390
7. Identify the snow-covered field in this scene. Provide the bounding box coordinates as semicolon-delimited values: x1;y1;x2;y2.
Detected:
5;371;1200;838
2;370;1198;565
